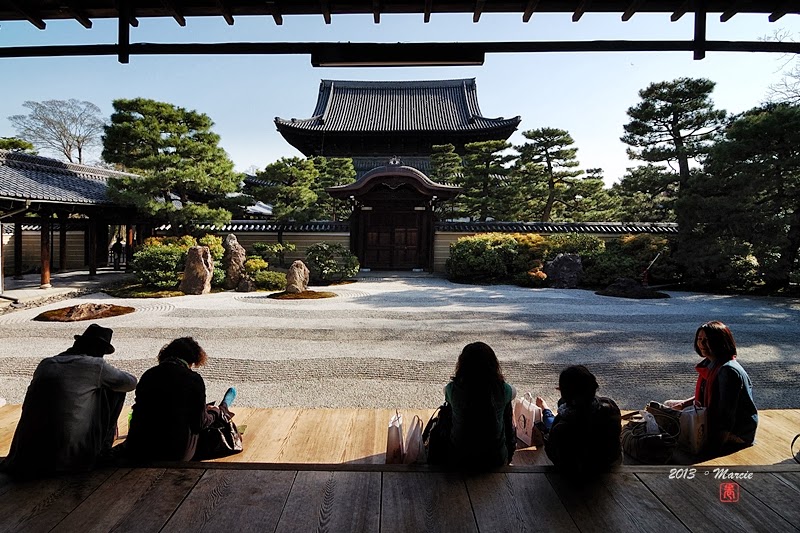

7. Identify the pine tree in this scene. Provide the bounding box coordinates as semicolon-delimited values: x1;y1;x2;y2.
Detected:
458;141;516;221
514;128;584;222
103;98;241;233
311;156;356;221
622;78;726;190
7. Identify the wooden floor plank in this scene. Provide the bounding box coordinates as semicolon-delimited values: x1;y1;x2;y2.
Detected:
0;405;21;456
736;472;800;528
161;469;296;532
466;472;577;532
0;468;113;533
547;472;689;533
511;444;552;466
638;472;797;532
381;472;478;533
50;467;203;533
272;409;355;463
275;471;380;533
209;408;301;463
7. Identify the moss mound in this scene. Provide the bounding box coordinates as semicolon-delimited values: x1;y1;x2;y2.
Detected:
35;303;136;322
267;290;338;300
103;284;184;298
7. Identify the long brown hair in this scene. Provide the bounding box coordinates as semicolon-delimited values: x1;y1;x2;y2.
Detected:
452;342;505;388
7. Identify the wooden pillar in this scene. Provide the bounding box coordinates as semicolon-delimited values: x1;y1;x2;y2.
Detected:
88;218;97;278
126;224;135;269
40;215;52;289
58;212;68;271
13;220;22;279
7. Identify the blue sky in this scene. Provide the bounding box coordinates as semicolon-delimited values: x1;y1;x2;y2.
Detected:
1;11;798;185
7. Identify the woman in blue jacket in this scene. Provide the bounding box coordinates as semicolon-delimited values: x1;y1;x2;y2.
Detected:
666;321;758;452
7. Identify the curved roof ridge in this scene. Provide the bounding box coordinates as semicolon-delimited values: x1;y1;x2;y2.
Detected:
275;78;520;136
319;78;476;88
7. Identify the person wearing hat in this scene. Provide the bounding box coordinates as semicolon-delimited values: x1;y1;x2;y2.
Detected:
1;324;137;477
543;365;622;474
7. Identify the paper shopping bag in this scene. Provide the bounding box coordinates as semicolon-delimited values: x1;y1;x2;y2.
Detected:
385;410;405;464
512;392;542;447
678;405;708;455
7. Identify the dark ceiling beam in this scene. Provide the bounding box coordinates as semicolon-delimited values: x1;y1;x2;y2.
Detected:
769;2;790;22
373;0;380;23
522;0;540;22
4;40;800;62
424;0;432;23
694;0;707;60
320;0;331;24
215;0;234;25
161;1;186;26
118;0;131;63
671;0;689;21
266;1;283;25
64;4;92;29
572;0;591;22
622;0;645;22
114;0;139;27
719;2;740;22
473;0;486;23
6;1;46;29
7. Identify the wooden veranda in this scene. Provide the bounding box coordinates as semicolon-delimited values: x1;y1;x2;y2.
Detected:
1;406;799;532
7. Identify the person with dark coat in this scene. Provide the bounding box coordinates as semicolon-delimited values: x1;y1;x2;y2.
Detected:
1;324;137;477
544;365;622;473
443;342;516;469
122;337;235;462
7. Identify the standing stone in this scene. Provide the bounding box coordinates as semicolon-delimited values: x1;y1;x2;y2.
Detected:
544;253;583;289
223;234;247;290
180;246;213;295
286;260;310;294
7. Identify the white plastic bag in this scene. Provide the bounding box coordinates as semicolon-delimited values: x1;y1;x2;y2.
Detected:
403;415;426;464
678;405;708;455
385;410;405;464
512;392;542;446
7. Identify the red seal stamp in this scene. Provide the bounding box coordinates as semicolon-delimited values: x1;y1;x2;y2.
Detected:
719;482;739;503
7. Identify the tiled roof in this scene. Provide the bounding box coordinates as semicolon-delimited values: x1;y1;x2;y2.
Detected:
1;221;91;233
153;220;677;235
155;221;351;233
0;150;137;205
275;79;521;134
436;221;679;235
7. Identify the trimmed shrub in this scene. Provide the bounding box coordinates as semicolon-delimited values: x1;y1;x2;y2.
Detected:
252;242;297;267
253;270;287;291
508;233;549;274
132;245;185;288
135;234;227;289
305;242;360;283
580;248;639;287
446;233;518;283
546;233;605;261
244;257;269;275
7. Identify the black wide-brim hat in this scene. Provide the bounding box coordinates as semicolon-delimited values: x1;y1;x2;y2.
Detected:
74;323;115;355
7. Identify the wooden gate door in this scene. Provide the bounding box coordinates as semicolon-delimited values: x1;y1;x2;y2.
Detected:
363;211;419;269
